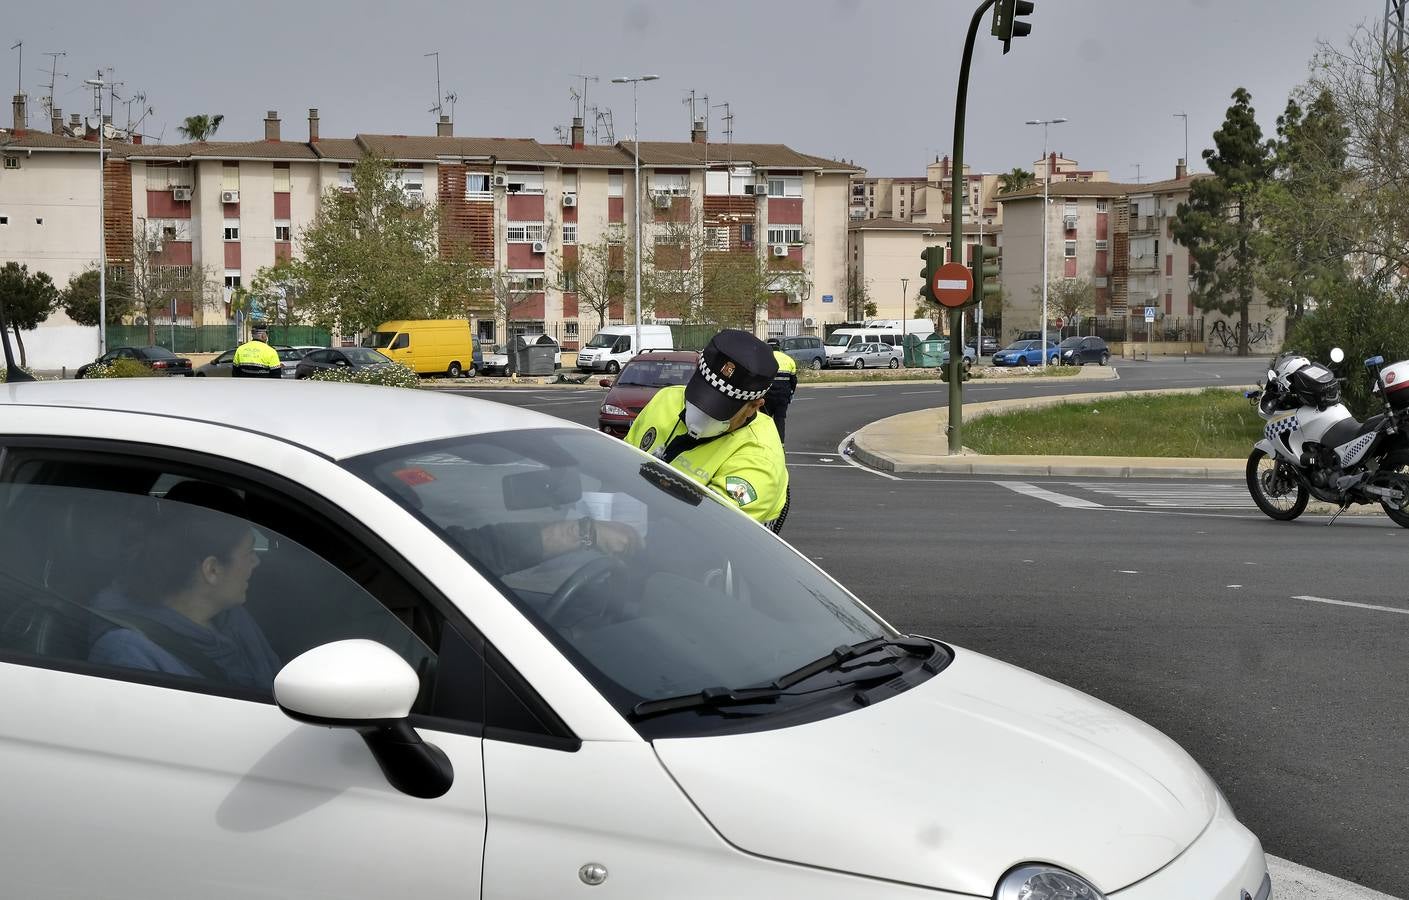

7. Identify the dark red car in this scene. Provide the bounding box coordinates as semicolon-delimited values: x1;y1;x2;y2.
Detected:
597;350;699;438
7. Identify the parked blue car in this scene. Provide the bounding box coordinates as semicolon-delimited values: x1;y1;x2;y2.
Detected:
991;340;1060;367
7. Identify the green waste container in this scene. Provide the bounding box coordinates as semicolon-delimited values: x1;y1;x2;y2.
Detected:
913;339;947;369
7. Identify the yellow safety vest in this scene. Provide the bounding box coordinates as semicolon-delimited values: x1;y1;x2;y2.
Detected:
772;349;798;374
233;341;281;368
625;385;788;524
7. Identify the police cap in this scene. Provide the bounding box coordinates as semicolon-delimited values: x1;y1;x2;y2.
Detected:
685;329;779;420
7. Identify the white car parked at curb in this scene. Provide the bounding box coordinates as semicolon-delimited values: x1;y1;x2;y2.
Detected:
0;378;1270;900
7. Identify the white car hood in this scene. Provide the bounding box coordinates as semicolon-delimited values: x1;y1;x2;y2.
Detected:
653;647;1215;895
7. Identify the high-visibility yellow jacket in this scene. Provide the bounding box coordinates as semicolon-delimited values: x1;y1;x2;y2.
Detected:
624;385;788;524
233;341;281;368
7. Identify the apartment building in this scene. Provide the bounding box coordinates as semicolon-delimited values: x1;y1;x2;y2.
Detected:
850;156;1003;228
847;219;997;325
997;161;1285;351
1;103;860;367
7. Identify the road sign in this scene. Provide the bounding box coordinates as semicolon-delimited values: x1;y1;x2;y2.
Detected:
822;294;834;304
932;262;973;308
1144;306;1156;323
1055;316;1065;329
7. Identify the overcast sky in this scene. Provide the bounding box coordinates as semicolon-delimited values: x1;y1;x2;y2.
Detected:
4;0;1385;181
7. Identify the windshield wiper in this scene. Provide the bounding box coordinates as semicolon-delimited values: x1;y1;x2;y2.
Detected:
629;637;940;721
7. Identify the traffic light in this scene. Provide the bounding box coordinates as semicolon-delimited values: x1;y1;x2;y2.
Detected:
972;244;1001;303
918;245;943;307
991;0;1035;54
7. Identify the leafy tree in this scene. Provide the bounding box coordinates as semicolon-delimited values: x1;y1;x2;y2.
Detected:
297;155;487;337
1288;281;1409;418
247;260;309;341
109;219;223;344
177;114;224;141
564;238;627;332
998;167;1037;194
1172;87;1273;355
0;262;60;367
1032;277;1094;331
1256;90;1352;326
59;267;133;327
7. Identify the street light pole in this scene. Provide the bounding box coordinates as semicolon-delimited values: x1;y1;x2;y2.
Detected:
1025;117;1067;369
900;277;909;363
86;76;108;354
611;74;659;357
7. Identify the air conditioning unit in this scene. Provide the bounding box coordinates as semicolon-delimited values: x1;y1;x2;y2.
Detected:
802;316;816;327
493;174;508;188
221;190;240;204
653;194;672;210
771;243;788;258
786;293;802;305
562;194;577;207
531;241;547;254
1155;208;1167;218
1063;215;1078;229
405;189;424;202
755;179;770;192
171;187;193;202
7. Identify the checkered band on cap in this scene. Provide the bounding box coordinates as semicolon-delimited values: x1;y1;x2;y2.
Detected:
698;358;768;401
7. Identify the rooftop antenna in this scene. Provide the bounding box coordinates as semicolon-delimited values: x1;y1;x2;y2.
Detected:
595;107;615;144
103;69;123;121
713;100;733;164
683;89;697;132
9;41;21;101
425;51;443;119
571;73;598;119
124;91;149;133
444;90;458;123
1131;163;1144;184
569;85;581;118
40;50;66;118
553;124;568;143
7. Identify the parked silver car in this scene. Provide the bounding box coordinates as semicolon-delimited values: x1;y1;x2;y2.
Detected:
834;341;902;369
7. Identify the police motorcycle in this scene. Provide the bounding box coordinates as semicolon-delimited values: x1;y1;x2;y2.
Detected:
1245;347;1409;525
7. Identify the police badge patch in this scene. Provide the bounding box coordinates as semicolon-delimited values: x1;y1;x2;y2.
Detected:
639;427;657;452
724;476;757;506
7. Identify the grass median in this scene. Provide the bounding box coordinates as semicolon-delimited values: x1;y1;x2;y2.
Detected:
797;364;1081;384
965;388;1263;458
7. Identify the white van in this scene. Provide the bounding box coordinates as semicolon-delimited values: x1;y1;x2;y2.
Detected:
824;319;935;365
576;324;674;373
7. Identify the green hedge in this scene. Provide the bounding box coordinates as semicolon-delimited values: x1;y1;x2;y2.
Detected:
80;359;162;379
307;362;421;389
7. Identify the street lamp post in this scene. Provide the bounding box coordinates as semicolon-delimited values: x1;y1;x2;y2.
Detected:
85;77;108;354
1025;117;1067;369
611;74;659;357
900;277;909;364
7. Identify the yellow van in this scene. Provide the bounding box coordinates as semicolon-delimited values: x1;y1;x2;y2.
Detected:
366;320;478;378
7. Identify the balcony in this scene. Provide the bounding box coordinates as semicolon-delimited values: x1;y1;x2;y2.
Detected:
1127;254;1158;274
1128;215;1158;234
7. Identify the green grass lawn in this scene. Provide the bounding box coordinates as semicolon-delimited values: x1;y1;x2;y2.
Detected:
965;389;1264;458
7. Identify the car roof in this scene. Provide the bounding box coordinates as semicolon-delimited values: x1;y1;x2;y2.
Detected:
0;379;580;461
629;350;698;363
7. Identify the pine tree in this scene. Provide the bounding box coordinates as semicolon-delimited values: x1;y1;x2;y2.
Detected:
1172;87;1272;355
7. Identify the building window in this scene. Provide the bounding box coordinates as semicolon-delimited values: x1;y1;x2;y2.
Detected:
273;166;291;193
608;171;623;198
561;269;578;292
767;176;803;198
562;171;578;193
465;173;491;199
1064;240;1076;258
507;222;545;243
223;272;241;297
706;226;729;251
275;221;292;242
507;172;545;194
565;322;579;338
337;166;353;189
1095;239;1108;251
222;165;240;192
767;225;803;245
652;173;688;195
740;223;755;246
507;273;546;292
3;157;19;170
606;223;626;244
1095;199;1108;213
477;320;495;341
0;216;7;225
562;223;577;245
223;220;240;241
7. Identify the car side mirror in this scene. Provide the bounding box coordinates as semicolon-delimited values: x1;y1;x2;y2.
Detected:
275;640;453;799
599;379;612;388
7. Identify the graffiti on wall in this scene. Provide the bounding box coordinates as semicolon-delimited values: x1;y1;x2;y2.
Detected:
1209;315;1279;353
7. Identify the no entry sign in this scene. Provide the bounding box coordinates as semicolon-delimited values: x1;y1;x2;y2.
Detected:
932;262;974;309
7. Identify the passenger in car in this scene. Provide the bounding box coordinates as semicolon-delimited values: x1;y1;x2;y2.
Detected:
87;484;280;690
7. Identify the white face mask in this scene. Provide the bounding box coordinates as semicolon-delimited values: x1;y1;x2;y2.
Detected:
683;401;732;439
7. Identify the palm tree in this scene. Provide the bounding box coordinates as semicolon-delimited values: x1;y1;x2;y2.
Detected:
177;114;224;142
998;167;1037;194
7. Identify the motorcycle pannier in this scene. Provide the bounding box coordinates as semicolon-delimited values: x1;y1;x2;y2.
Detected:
1382;361;1409;410
1290;364;1340;410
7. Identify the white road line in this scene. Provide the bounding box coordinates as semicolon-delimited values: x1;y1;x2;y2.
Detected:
790;463;863;469
835;431;901;481
788;451;843;456
1293;595;1409;616
834;393;876;398
999;482;1104;509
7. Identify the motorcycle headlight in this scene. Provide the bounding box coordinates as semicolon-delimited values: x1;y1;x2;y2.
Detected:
995;865;1106;900
600;404;631;417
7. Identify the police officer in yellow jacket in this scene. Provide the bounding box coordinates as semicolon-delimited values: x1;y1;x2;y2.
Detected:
626;330;788;527
763;348;798;443
232;328;282;378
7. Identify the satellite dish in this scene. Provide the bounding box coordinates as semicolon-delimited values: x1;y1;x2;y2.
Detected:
84;115;101;131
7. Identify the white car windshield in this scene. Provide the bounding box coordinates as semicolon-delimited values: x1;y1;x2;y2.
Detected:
584;333;618;349
348;429;893;725
824;333;855;347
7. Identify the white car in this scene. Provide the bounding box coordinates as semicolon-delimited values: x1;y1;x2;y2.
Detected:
0;378;1269;900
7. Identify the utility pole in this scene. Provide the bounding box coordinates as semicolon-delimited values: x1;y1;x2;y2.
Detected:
900;277;909;362
85;74;108;354
1026;117;1067;370
611;75;660;356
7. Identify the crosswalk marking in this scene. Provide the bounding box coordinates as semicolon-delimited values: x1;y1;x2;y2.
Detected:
998;482;1104;509
1084;482;1252;510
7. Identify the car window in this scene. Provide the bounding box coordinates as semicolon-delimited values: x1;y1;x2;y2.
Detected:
144;347;178;359
0;451;446;711
390;334;409;350
348;429;892;728
215;351;235;364
618;360;696;387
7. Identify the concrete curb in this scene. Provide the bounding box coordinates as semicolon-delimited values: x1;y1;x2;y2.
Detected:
1267;855;1402;900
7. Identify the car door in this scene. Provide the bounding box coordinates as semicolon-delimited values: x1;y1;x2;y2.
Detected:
212;350;236;375
0;438;490;899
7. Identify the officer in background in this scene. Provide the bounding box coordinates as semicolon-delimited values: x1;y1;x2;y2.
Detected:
626;330;788;528
763;348;798;444
232;328;282;379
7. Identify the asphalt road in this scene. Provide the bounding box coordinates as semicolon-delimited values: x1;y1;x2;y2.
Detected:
448;357;1409;897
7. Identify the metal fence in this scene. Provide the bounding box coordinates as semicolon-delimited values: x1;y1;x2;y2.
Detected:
1050;316;1204;343
106;324;332;353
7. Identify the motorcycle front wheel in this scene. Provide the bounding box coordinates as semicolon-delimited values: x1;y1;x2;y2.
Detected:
1246;449;1309;521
